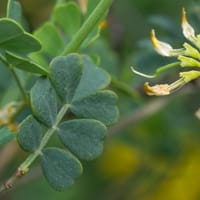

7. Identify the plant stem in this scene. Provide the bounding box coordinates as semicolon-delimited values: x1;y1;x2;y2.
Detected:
20;104;70;171
61;0;114;55
0;55;27;102
9;65;27;102
0;104;70;192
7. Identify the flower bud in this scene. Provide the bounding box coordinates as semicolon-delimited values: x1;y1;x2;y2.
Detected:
183;43;200;60
151;30;184;57
182;8;196;42
178;55;200;67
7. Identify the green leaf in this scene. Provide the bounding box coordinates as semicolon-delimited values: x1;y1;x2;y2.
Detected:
6;52;48;75
34;22;64;57
0;127;16;146
41;147;82;191
73;55;110;101
52;2;81;38
70;90;119;125
50;54;82;103
0;18;41;54
58;119;107;160
7;0;22;25
18;115;42;152
31;77;57;127
29;52;49;69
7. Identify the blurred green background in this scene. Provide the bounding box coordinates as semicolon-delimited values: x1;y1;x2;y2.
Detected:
1;0;200;199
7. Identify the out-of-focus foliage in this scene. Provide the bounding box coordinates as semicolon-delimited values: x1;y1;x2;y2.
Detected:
0;0;200;199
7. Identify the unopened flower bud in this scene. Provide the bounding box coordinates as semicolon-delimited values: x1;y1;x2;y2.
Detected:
182;8;196;43
183;43;200;60
151;30;184;57
178;55;200;67
179;70;200;83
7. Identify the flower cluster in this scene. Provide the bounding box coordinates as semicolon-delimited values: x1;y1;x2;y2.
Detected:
131;8;200;96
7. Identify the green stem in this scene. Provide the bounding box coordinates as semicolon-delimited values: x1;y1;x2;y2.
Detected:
61;0;114;55
0;104;70;192
0;55;27;102
19;104;70;171
155;61;180;75
9;65;27;102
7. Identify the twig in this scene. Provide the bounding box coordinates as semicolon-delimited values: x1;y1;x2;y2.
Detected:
0;104;70;193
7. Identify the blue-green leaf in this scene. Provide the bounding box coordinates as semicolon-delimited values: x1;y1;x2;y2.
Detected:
58;119;107;160
50;54;82;103
34;22;64;57
7;0;22;25
31;77;57;127
71;90;119;125
41;147;82;191
18;115;42;152
52;2;81;38
6;52;48;75
73;55;110;101
0;18;41;54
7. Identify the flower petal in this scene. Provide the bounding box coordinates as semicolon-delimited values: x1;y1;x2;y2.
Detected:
144;82;170;96
182;8;196;42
